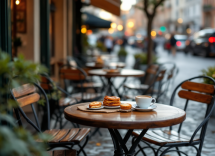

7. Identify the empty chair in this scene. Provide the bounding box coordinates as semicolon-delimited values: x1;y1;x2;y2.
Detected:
123;64;166;100
40;74;78;129
59;65;102;102
132;76;215;156
11;83;90;156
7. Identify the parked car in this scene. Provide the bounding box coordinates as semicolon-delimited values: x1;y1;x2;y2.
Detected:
174;35;187;51
191;28;215;57
164;34;187;51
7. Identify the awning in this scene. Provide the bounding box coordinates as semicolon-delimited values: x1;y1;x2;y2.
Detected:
83;12;111;29
90;0;121;16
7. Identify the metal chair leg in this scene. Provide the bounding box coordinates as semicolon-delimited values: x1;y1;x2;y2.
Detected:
176;147;182;156
134;144;147;156
77;136;89;156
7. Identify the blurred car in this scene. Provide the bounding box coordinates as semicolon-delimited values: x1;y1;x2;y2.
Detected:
174;35;187;51
164;34;187;51
191;28;215;57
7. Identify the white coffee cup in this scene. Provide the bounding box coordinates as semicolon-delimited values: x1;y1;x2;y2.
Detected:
135;95;156;108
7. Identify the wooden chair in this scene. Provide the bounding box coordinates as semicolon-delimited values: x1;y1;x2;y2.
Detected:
11;83;90;156
59;65;102;102
132;76;215;156
40;74;78;129
123;65;166;100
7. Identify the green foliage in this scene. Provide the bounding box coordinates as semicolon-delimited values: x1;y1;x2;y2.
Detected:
117;47;128;56
96;41;107;52
134;53;157;65
0;50;48;156
201;66;215;84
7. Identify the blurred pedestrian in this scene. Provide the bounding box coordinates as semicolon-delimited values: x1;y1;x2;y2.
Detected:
170;33;177;56
122;36;127;48
104;36;113;54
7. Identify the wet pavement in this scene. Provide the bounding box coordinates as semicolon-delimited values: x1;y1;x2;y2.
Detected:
60;45;215;156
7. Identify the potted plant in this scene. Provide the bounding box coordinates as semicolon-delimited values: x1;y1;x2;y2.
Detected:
134;53;157;70
96;41;106;52
0;50;49;156
202;66;215;117
201;66;215;85
117;47;128;62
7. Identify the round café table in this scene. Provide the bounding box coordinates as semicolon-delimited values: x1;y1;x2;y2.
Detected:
64;102;186;156
88;69;145;97
86;62;125;69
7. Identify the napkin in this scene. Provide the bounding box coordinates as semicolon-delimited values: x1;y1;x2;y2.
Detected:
77;105;132;113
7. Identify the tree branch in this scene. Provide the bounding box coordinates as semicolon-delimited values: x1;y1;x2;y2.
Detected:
143;0;150;18
133;5;144;11
152;0;165;16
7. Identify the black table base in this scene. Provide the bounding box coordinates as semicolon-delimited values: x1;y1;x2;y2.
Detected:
108;129;148;156
106;77;127;97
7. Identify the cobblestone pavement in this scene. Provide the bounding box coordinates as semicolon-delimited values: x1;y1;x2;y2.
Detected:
62;45;215;156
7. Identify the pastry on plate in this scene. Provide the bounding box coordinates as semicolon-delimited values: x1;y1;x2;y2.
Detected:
120;103;132;110
89;101;102;108
103;96;120;106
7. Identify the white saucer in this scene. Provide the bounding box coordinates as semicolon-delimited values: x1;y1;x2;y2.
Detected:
103;105;120;109
87;106;104;110
132;105;157;112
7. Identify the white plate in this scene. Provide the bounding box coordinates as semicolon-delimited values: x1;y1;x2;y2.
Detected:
132;104;157;112
87;106;104;110
103;105;120;109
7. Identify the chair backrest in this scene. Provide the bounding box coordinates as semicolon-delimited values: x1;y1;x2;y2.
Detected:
141;64;159;84
169;76;215;144
59;65;87;81
40;76;53;91
143;68;166;96
11;83;50;132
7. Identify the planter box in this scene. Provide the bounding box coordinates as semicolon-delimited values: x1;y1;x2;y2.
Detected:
118;56;126;62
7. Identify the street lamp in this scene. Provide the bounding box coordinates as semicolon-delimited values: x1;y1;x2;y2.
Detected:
111;23;117;29
127;22;134;28
81;25;87;34
177;18;183;24
108;28;114;34
151;30;156;37
15;0;20;5
186;28;192;34
117;25;123;31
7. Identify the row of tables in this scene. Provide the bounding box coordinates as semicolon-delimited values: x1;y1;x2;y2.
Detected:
86;62;144;97
64;61;186;156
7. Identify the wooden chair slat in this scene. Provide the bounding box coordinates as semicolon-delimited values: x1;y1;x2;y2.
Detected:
12;84;36;98
17;93;40;107
178;90;213;104
50;150;76;156
41;76;49;83
37;129;60;142
44;129;60;138
60;74;85;81
71;128;90;142
40;83;52;90
50;129;70;143
132;130;200;146
162;130;191;140
181;81;215;94
60;128;80;142
152;130;188;142
60;68;82;74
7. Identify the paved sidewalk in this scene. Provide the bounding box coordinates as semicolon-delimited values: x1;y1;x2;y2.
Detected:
63;45;215;156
